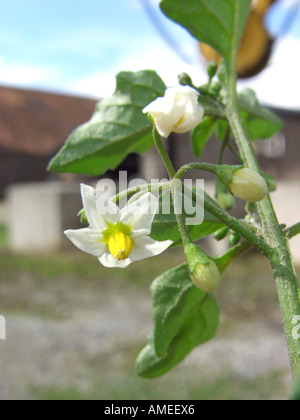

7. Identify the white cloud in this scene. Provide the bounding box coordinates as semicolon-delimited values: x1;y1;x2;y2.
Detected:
70;38;207;99
0;60;59;88
68;35;300;112
1;14;299;112
71;71;116;99
238;37;300;110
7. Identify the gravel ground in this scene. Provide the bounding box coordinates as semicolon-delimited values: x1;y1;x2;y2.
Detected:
0;251;294;400
0;283;291;400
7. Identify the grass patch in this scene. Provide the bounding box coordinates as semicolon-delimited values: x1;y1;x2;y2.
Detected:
0;247;296;400
0;224;8;247
33;368;287;401
0;247;185;285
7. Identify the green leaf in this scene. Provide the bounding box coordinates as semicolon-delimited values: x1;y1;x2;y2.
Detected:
190;117;217;158
150;190;224;245
216;119;229;142
136;263;219;378
48;70;166;176
160;0;251;71
238;89;284;140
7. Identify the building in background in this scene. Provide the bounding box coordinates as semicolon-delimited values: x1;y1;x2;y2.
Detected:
0;85;96;198
0;85;299;258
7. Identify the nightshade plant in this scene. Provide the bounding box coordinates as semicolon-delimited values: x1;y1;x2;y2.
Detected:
48;0;300;383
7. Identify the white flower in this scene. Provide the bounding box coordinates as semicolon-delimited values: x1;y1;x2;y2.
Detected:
64;184;173;268
143;86;204;138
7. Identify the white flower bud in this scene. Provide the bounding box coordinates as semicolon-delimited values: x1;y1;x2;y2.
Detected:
143;86;204;138
229;168;268;202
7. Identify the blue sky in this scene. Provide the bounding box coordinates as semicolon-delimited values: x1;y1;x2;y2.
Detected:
0;0;299;109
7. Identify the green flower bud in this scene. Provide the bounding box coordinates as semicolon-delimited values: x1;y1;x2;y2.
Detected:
209;80;222;96
213;226;229;241
228;230;241;246
184;243;221;293
216;192;235;210
229;168;268;202
261;171;277;192
217;63;227;86
199;83;210;95
207;62;218;81
191;260;221;293
178;72;194;87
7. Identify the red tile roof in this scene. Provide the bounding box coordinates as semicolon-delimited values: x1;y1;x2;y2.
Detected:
0;85;97;156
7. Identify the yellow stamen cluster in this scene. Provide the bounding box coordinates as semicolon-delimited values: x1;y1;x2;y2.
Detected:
108;232;133;261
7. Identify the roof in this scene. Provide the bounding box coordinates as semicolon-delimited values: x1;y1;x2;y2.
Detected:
0;85;97;156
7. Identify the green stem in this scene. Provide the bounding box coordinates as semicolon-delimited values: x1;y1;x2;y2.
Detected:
152;126;176;179
285;223;300;240
228;140;242;163
173;164;271;255
152;126;192;247
112;182;170;204
214;241;251;273
226;64;300;377
202;194;271;256
172;185;192;247
218;127;231;165
174;162;220;180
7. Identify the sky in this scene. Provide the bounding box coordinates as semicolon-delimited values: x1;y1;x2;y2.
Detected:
0;0;299;110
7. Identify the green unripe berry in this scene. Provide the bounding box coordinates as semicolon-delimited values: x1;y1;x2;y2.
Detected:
216;192;235;211
184;243;221;293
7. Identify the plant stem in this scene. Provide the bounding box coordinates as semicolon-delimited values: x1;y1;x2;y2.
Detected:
285;223;300;240
112;182;170;204
226;64;300;377
218;127;231;165
214;241;251;273
152;127;192;247
202;194;271;256
174;162;220;180
171;184;192;247
152;126;176;179
174;163;271;255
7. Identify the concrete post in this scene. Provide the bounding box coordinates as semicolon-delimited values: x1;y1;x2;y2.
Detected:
6;182;82;253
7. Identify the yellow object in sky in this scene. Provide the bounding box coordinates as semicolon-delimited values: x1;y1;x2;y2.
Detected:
200;0;277;78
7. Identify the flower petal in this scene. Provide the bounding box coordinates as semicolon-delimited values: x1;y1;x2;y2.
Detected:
174;106;204;133
120;192;158;235
96;195;120;225
142;86;203;137
64;228;105;257
130;235;173;262
81;184;106;230
99;252;132;268
143;95;173;114
152;112;179;138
